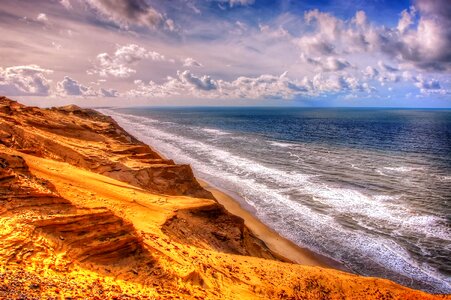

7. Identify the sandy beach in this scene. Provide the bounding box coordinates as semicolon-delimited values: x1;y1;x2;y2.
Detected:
199;179;345;270
138;136;340;269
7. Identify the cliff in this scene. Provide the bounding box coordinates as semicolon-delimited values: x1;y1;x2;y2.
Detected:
0;96;446;299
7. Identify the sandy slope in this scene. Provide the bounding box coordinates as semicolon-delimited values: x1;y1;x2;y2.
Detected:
0;96;447;299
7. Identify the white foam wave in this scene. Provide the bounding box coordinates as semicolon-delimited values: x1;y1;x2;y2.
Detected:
437;175;451;182
382;166;424;173
201;128;231;135
100;109;451;293
270;141;295;148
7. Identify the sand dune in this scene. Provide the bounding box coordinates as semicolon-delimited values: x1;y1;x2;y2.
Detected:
0;96;446;299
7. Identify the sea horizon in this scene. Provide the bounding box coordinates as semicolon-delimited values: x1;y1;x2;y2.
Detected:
93;105;451;110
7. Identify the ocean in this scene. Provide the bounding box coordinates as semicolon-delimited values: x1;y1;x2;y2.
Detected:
99;107;451;293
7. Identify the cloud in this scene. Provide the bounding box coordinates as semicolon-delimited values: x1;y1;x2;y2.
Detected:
0;65;53;96
57;76;97;96
301;55;351;72
295;10;375;57
295;3;451;71
127;70;367;99
397;8;415;33
353;10;367;27
57;76;119;97
165;19;177;32
410;75;448;95
218;72;307;99
99;87;119;97
296;9;342;56
306;73;368;94
37;13;48;22
183;58;203;67
404;0;451;70
378;73;401;85
114;44;165;63
85;0;163;29
178;70;217;91
1;0;448;103
378;61;399;72
412;75;441;90
363;66;379;79
259;24;289;39
60;0;72;10
89;44;168;78
223;0;255;7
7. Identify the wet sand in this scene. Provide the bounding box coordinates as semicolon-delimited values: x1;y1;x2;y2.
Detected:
199;179;347;271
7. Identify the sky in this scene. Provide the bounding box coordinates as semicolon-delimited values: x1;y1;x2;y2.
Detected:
0;0;450;107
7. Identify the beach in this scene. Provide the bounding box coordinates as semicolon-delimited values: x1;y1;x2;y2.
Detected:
103;106;451;293
200;179;345;269
139;134;340;269
0;97;443;299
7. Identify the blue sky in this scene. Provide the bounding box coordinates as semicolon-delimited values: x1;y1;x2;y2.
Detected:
0;0;450;107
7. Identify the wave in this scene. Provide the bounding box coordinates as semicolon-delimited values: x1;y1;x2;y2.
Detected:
383;166;425;173
270;141;295;148
99;109;451;293
201;128;231;136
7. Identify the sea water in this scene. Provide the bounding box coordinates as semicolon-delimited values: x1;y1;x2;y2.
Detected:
99;107;451;293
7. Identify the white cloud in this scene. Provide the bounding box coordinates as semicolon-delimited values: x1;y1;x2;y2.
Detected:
295;2;451;71
259;24;289;39
353;10;367;27
37;13;48;22
89;44;168;78
178;70;217;91
57;76;97;96
412;75;441;90
127;70;368;100
183;58;202;67
57;76;119;97
378;73;401;85
60;0;72;10
0;65;53;96
301;55;351;72
307;73;368;94
224;0;255;7
363;66;379;79
411;75;448;95
296;10;342;56
100;88;119;97
114;44;165;63
397;8;415;33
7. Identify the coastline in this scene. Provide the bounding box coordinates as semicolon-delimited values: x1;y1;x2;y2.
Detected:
133;129;344;271
0;97;443;298
199;178;347;270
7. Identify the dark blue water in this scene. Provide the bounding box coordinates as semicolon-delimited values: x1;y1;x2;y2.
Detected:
101;107;451;293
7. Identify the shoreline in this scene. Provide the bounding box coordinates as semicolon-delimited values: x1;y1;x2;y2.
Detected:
133;129;345;271
198;178;347;271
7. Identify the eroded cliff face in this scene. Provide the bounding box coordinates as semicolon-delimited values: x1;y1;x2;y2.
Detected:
0;97;211;199
0;97;446;299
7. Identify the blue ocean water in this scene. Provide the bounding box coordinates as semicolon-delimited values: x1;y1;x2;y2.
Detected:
100;107;451;293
